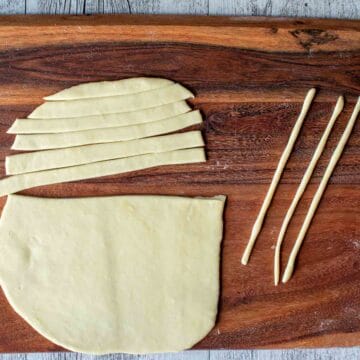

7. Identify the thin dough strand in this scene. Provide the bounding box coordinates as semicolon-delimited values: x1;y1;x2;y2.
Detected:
282;96;360;283
241;88;316;265
274;96;344;285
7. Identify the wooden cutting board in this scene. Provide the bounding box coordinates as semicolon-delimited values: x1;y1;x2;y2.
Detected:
0;15;359;352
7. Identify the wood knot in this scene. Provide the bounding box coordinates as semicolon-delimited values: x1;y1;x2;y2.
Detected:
289;29;339;51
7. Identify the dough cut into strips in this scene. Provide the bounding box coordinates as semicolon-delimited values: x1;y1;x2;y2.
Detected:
282;97;360;283
28;84;193;119
274;96;344;286
241;88;316;265
6;131;204;175
0;148;206;196
44;77;174;101
8;101;191;134
12;111;202;150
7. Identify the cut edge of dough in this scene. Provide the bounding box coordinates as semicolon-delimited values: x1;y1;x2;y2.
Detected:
28;84;194;119
0;194;225;355
0;235;220;354
43;78;175;101
0;148;207;196
1;281;219;354
7;101;192;134
11;110;203;151
5;131;205;175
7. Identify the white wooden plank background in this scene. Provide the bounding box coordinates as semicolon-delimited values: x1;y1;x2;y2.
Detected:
0;0;358;17
0;1;359;359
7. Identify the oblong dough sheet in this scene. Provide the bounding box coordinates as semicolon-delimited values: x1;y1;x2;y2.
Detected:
29;84;193;119
0;148;206;196
0;194;225;354
6;131;204;175
8;101;191;134
12;111;203;150
44;77;174;101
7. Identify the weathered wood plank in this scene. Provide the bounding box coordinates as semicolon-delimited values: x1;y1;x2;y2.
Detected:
0;352;210;360
211;348;360;360
20;0;360;18
84;0;130;14
85;0;210;15
3;348;360;359
129;0;209;15
208;0;359;19
0;0;25;14
25;0;85;14
2;0;360;19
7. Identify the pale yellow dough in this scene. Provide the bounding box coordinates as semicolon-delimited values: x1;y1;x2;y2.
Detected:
282;96;360;283
6;131;204;175
273;96;344;285
0;148;206;196
12;111;202;150
8;101;191;134
28;84;193;119
241;88;316;265
0;194;225;354
44;77;174;101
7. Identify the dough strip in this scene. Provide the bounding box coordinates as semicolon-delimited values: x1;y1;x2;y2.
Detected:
12;110;202;150
29;83;193;119
274;96;344;285
8;101;191;134
6;131;204;175
0;148;206;196
282;96;360;283
241;88;316;265
44;77;174;101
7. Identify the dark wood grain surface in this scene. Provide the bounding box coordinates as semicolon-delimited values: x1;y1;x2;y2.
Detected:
0;15;359;352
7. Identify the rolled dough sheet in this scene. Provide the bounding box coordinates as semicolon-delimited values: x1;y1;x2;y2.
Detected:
28;84;194;119
0;194;225;354
12;111;202;150
44;77;174;101
6;131;204;175
0;148;206;196
8;101;191;134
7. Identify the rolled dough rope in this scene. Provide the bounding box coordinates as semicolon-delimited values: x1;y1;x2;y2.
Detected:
274;96;344;286
282;96;360;283
0;148;206;197
6;131;204;175
12;110;202;150
8;101;191;134
241;88;316;265
44;77;174;101
28;83;193;119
